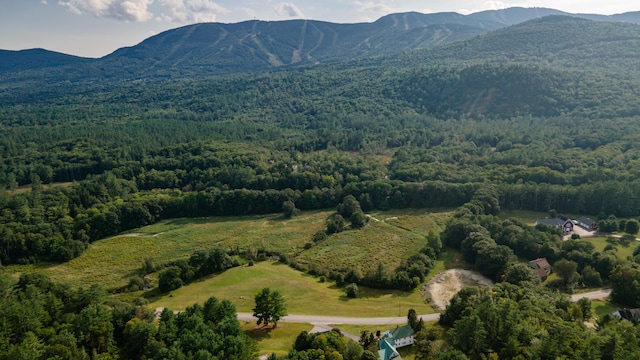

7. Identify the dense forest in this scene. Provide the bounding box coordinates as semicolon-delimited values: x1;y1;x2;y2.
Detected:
4;13;640;359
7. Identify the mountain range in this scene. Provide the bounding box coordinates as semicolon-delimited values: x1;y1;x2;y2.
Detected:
2;7;640;83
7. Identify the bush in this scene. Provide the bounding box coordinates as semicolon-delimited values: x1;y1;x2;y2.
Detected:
345;283;359;298
312;230;327;243
158;266;183;293
282;200;297;218
326;214;345;234
127;276;146;292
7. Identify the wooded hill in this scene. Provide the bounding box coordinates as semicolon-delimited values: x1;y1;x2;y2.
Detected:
1;14;640;264
2;7;640;82
4;10;640;360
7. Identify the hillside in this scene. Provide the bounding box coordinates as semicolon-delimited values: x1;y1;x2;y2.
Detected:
2;7;640;83
3;13;640;267
4;16;640;117
0;48;89;73
424;16;640;72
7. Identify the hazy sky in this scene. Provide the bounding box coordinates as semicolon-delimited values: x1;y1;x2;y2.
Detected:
2;0;639;58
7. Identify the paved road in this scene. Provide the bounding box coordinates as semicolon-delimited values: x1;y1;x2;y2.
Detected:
237;289;611;327
571;288;611;301
237;312;439;325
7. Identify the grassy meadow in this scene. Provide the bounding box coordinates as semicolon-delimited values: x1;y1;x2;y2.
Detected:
294;209;450;276
147;260;434;316
12;210;330;289
241;322;313;357
582;236;637;261
9;208;449;292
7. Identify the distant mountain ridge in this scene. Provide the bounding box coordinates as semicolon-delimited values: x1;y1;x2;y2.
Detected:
0;48;90;72
1;7;640;82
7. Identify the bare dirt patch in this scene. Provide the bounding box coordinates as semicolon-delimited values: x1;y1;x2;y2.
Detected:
120;233;143;237
422;269;493;310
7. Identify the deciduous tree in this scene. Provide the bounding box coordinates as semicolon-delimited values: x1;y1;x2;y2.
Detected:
253;288;287;327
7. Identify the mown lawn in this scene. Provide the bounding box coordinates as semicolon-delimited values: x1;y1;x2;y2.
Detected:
581;236;637;261
242;322;312;357
592;300;617;319
147;260;434;317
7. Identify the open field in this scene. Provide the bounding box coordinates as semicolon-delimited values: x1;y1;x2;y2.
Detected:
9;210;330;289
241;322;312;357
147;260;434;316
11;181;75;195
498;210;598;225
582;236;637;261
8;208;449;291
295;221;425;276
295;209;451;276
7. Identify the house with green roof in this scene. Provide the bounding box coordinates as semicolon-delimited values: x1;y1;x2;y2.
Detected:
385;325;415;348
378;338;401;360
378;325;415;360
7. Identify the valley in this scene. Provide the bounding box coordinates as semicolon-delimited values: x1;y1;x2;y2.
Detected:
3;7;640;359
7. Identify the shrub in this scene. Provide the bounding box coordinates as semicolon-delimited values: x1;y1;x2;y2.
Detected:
345;283;359;298
127;276;146;292
158;266;183;293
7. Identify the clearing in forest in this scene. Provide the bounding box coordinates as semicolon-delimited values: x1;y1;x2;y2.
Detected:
422;269;494;310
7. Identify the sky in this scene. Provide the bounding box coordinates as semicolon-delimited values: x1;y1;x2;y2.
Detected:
1;0;639;58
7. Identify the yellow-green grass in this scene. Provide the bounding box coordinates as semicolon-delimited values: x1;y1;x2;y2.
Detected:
241;322;312;356
498;210;597;224
8;211;330;289
582;237;636;261
497;210;548;223
371;208;452;237
427;248;473;283
8;208;449;295
294;215;443;277
148;261;434;317
592;300;617;319
12;181;74;195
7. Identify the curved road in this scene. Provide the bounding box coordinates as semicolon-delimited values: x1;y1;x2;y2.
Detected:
237;312;439;325
237;289;611;326
571;288;611;301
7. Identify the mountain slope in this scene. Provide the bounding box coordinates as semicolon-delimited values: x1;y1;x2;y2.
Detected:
1;8;640;88
98;17;494;78
0;48;89;73
418;16;640;72
97;8;640;79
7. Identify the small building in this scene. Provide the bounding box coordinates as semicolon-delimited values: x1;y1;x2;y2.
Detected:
528;258;552;281
617;309;640;322
578;217;598;231
534;217;574;234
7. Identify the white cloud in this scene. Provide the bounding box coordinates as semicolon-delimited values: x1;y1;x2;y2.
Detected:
41;0;48;4
356;1;401;14
58;0;154;21
483;1;511;10
275;2;304;18
239;6;257;19
160;0;229;23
